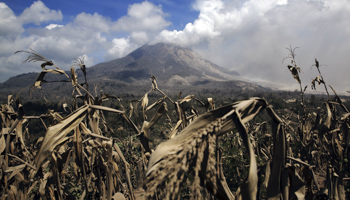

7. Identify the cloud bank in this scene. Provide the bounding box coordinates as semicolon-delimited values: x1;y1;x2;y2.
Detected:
0;1;169;82
1;0;350;93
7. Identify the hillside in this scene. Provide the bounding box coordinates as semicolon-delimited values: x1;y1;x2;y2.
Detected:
0;42;265;102
87;42;239;85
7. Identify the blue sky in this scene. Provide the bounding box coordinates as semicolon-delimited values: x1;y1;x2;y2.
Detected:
4;0;199;30
1;0;350;93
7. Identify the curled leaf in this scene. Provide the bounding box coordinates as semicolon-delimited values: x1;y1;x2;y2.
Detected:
179;95;194;104
311;75;324;90
151;76;158;89
287;65;301;84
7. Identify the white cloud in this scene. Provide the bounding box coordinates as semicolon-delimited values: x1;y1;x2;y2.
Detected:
106;37;138;60
19;1;62;25
157;0;292;45
130;31;149;44
73;12;110;33
113;1;170;32
106;1;172;60
0;1;106;82
45;24;64;30
0;3;24;38
152;0;350;92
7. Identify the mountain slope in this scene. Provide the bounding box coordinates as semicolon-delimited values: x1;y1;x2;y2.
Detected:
0;42;267;102
87;42;239;85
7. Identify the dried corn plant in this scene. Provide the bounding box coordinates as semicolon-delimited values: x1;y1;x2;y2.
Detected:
1;47;349;200
279;47;349;199
144;97;283;200
141;47;349;199
1;50;137;200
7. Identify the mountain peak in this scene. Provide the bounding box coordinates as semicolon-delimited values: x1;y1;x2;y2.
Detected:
129;42;189;60
0;42;265;102
89;42;239;85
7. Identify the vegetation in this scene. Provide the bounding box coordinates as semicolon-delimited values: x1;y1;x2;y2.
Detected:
0;47;349;200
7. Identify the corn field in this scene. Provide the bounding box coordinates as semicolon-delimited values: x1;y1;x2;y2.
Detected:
0;48;349;199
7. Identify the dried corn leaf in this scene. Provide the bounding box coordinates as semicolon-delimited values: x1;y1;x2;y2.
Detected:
280;167;289;200
130;100;140;118
311;75;324;90
208;97;214;104
148;98;268;169
169;120;182;138
140;102;168;154
235;110;258;200
341;120;350;150
266;122;286;200
141;102;168;139
73;126;83;167
39;172;52;197
4;164;26;173
141;93;149;120
5;164;26;180
7;94;13;106
71;67;78;86
179;94;194;104
151;76;158;90
174;101;188;129
8;185;18;200
104;140;114;200
217;149;235;199
113;143;135;200
0;134;5;154
289;166;306;200
141;93;149;109
32;69;66;90
287;65;301;84
263;160;271;188
51;152;63;200
44;68;65;75
27;180;38;196
145;98;268;199
146;96;166;111
35;105;89;170
324;102;332;129
89;105;124;114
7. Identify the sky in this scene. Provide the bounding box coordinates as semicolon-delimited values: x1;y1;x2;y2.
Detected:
1;0;350;94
